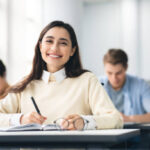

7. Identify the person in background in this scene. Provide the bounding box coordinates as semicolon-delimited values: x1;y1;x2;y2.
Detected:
99;49;150;123
0;60;9;99
0;21;123;129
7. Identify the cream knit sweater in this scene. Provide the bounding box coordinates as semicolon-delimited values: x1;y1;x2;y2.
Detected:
0;72;123;129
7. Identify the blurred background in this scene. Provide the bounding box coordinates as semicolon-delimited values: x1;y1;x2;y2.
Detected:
0;0;150;84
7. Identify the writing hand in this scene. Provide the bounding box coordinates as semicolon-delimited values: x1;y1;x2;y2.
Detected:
20;112;47;125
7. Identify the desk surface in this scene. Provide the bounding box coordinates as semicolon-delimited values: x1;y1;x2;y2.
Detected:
124;122;150;129
0;129;139;143
138;123;150;129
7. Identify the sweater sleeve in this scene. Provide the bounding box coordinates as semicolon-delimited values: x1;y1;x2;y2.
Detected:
88;75;123;129
0;93;21;127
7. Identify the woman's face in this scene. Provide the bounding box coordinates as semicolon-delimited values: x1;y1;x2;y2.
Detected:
40;27;75;73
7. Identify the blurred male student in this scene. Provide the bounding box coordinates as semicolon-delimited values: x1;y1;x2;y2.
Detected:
99;49;150;123
0;60;9;99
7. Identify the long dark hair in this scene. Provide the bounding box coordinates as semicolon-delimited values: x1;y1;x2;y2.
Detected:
8;20;88;93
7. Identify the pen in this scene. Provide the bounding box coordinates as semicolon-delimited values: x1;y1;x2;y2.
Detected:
31;96;41;115
101;82;104;86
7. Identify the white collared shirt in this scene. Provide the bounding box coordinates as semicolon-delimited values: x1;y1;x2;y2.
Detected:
10;68;96;130
42;68;66;83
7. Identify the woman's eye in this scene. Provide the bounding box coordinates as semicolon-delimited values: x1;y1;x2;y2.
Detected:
46;40;53;43
60;42;67;45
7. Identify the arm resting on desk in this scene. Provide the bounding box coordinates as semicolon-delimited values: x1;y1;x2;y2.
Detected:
88;75;123;129
121;113;150;123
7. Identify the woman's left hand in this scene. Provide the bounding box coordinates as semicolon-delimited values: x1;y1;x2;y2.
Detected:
63;114;84;130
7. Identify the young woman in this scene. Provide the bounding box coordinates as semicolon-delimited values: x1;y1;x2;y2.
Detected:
0;21;123;130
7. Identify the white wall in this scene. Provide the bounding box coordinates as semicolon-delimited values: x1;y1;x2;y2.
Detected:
140;0;150;79
81;0;122;76
0;0;8;66
120;0;140;75
0;0;43;83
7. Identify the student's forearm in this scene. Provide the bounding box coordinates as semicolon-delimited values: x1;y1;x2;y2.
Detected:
127;113;150;123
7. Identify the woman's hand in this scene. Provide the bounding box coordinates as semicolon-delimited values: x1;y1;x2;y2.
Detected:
63;114;84;130
20;112;47;125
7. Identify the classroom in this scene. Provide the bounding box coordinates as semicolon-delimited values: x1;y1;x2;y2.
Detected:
0;0;150;149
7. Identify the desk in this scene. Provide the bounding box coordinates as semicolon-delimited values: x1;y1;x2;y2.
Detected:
124;123;150;149
138;123;150;149
0;129;139;149
124;122;150;129
138;123;150;130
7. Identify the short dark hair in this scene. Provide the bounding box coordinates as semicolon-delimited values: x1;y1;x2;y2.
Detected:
103;49;128;68
0;60;6;77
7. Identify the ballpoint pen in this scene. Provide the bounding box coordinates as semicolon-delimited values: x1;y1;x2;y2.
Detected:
31;96;41;115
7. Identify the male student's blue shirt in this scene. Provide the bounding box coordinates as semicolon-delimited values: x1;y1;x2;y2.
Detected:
99;74;150;115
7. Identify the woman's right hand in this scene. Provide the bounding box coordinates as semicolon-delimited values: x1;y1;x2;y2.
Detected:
20;112;47;125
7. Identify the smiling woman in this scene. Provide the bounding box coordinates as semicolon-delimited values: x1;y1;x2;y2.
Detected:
0;20;123;130
40;27;75;73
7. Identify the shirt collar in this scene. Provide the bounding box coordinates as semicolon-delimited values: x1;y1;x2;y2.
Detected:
41;68;66;83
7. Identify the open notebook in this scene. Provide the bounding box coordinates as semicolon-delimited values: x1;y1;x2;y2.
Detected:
0;123;62;132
